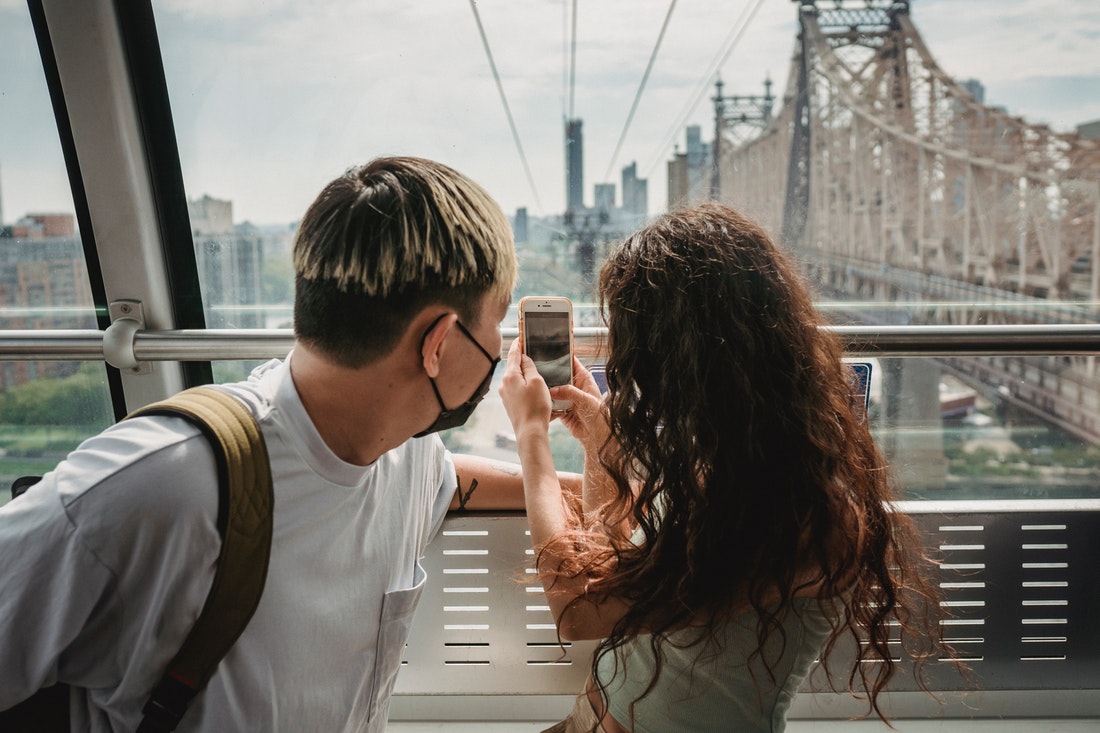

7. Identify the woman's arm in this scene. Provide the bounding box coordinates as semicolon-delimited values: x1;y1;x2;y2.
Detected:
499;339;575;541
499;340;631;640
551;358;616;517
552;359;636;532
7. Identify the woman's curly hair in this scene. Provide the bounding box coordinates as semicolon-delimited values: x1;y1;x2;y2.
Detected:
540;203;939;726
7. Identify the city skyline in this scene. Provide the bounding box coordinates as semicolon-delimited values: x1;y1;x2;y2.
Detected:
1;0;1099;226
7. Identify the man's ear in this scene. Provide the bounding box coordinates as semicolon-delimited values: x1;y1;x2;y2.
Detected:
420;312;458;378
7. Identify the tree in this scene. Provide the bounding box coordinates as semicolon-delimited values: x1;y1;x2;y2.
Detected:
0;363;114;427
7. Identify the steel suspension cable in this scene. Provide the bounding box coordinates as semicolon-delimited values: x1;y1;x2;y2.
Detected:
644;0;766;179
602;0;679;183
467;0;544;211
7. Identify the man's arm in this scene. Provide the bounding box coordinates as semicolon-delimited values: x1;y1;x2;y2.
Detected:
450;453;581;512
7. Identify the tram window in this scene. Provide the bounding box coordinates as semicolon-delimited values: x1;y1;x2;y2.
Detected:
0;6;114;505
147;3;1100;496
872;357;1100;501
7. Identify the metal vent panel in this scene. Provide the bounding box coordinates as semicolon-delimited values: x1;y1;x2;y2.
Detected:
396;510;1100;696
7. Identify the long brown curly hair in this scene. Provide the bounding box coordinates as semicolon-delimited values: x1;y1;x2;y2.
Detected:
543;203;938;726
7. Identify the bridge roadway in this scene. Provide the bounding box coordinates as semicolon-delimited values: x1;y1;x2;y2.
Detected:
803;252;1100;448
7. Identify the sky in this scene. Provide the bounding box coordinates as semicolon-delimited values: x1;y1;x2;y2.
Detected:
1;0;1099;227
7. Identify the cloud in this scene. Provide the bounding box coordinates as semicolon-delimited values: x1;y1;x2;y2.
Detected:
916;1;1100;81
2;1;1098;224
989;75;1100;129
134;0;1100;219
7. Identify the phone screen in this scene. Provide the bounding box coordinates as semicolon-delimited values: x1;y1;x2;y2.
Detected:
524;311;572;388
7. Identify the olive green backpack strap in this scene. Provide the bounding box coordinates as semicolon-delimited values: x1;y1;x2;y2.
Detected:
128;386;273;733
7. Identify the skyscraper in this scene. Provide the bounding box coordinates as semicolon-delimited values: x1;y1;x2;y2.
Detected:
189;196;264;328
685;124;713;203
959;79;985;105
513;207;529;244
594;183;615;217
565;118;584;214
667;149;689;209
621;161;647;221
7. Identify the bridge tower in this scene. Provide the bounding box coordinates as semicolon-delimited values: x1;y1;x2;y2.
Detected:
714;0;1100;456
711;77;774;201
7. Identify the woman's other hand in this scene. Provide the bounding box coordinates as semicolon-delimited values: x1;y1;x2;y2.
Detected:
551;357;610;457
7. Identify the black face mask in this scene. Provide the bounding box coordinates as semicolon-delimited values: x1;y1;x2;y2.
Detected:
414;316;500;438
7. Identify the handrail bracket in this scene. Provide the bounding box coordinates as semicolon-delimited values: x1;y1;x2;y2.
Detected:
103;299;152;374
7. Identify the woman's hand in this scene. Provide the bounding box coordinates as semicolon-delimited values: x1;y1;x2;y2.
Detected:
551;357;611;457
499;339;553;443
501;338;570;548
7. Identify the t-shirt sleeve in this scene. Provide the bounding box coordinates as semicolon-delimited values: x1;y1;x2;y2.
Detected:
0;476;116;707
0;416;221;715
426;448;458;545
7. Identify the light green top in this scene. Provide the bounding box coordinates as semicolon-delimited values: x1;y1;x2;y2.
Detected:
595;597;833;732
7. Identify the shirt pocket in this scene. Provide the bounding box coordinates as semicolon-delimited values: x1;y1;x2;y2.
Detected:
365;560;426;727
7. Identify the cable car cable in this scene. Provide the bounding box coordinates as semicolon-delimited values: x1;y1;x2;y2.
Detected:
644;0;766;179
467;0;544;212
602;0;679;184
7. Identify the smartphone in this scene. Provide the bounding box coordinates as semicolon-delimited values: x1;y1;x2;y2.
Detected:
519;296;574;411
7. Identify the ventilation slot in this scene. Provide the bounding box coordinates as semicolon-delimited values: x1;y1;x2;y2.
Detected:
1018;522;1070;663
937;523;987;663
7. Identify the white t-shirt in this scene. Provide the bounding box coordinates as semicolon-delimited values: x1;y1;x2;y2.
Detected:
0;356;457;732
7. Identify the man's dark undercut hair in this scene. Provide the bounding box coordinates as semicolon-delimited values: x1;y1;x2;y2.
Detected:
292;156;515;367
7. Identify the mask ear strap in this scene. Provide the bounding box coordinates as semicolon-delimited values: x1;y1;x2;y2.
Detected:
427;375;451;412
420;313;458;413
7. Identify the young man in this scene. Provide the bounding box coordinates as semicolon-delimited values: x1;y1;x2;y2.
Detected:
0;157;542;731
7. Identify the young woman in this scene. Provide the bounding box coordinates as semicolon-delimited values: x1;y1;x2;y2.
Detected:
500;203;938;732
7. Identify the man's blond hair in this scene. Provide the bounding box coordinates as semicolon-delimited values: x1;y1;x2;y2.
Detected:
292;157;516;366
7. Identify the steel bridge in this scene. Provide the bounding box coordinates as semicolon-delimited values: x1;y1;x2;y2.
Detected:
713;0;1100;450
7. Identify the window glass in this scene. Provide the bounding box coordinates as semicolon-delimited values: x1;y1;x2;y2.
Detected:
866;356;1100;501
152;2;1100;497
0;5;114;504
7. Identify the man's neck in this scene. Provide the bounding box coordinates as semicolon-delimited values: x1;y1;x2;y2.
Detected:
289;344;421;466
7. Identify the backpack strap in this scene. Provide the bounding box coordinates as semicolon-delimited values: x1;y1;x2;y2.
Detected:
129;386;273;733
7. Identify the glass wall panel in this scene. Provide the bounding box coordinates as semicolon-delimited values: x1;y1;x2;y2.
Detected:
151;2;1100;486
858;356;1100;501
0;6;114;503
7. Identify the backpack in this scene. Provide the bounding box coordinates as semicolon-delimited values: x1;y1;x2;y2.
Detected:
0;386;274;733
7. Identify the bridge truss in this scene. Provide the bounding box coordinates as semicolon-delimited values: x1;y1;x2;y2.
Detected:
720;0;1100;304
715;0;1100;448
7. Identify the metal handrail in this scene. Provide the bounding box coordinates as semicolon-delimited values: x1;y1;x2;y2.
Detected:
1;323;1100;362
